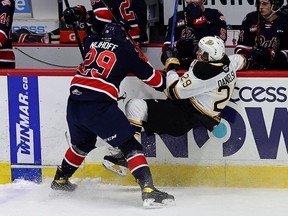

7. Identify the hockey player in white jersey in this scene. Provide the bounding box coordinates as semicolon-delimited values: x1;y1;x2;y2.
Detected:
103;36;247;175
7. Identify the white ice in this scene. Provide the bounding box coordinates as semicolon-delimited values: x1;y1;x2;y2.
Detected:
1;178;288;216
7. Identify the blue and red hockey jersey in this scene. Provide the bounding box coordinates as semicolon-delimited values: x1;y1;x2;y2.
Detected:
69;34;165;102
0;0;15;68
90;0;141;41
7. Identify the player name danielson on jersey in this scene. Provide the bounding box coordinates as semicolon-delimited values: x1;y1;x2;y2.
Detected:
217;71;236;87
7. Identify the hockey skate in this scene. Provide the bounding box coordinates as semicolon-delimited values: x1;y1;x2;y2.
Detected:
102;148;128;176
51;166;78;192
142;187;175;208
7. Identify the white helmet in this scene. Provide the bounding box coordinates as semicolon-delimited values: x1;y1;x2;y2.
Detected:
198;36;225;61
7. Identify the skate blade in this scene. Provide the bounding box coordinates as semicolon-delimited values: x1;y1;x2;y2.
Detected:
102;160;127;176
143;198;176;208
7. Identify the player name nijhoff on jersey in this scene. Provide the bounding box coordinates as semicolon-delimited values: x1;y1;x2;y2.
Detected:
90;41;119;51
217;71;236;88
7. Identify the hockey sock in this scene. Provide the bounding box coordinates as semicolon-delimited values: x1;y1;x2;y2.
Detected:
129;119;142;142
120;137;154;189
126;150;154;189
61;146;87;178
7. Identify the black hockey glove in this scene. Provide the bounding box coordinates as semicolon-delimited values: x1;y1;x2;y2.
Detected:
185;3;208;28
63;5;87;25
185;3;203;21
165;57;181;71
161;46;179;65
243;56;256;70
176;38;198;59
251;47;275;68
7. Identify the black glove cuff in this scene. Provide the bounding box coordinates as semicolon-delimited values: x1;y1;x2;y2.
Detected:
161;46;179;65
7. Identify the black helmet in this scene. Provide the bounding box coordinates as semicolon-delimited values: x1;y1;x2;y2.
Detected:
102;23;127;40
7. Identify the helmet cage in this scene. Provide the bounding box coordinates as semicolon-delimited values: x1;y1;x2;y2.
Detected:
270;0;284;13
259;0;284;13
198;48;209;61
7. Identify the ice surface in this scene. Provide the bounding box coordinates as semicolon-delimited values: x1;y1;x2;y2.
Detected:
1;178;288;216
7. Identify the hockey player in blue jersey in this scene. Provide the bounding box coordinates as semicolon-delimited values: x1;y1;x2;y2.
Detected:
235;0;288;70
50;23;175;208
63;0;147;43
0;0;15;68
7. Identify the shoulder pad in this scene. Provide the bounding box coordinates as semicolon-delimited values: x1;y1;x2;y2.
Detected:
193;61;225;80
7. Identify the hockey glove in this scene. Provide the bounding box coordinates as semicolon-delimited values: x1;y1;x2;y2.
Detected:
243;56;254;70
185;3;203;21
251;47;276;68
176;38;198;59
165;57;180;71
63;5;87;25
185;3;208;28
161;46;179;65
241;55;261;70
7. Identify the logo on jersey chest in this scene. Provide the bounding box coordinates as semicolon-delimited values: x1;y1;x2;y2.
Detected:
72;89;82;96
250;25;257;33
181;27;195;39
176;19;186;28
256;36;280;49
193;16;207;25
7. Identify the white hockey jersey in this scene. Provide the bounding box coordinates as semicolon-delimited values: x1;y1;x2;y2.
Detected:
165;54;245;118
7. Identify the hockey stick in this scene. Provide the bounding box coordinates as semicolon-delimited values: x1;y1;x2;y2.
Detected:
256;0;261;48
170;0;179;48
64;131;71;147
182;0;188;39
58;0;63;20
63;0;85;60
100;0;150;64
